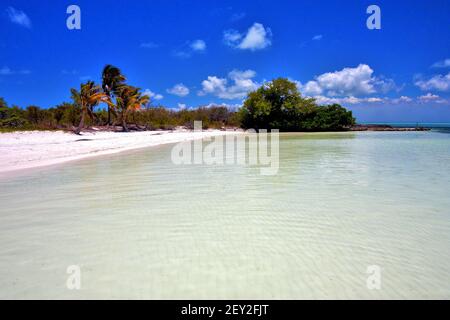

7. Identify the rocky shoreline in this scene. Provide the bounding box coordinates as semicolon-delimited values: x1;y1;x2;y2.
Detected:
350;124;430;131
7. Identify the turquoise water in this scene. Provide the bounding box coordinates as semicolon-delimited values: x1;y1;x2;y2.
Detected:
0;131;449;299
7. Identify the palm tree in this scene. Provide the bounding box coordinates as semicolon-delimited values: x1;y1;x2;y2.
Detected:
102;65;126;126
115;85;150;131
71;81;110;134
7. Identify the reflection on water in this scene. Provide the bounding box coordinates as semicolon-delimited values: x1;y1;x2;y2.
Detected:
0;132;449;299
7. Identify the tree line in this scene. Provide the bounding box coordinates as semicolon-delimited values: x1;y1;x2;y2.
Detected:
0;65;355;133
240;78;355;131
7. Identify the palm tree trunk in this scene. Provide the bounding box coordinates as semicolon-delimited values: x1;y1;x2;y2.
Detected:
74;112;85;135
106;91;112;126
122;113;128;132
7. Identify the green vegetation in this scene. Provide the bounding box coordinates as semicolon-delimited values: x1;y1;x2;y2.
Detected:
101;65;126;126
0;68;355;133
115;85;150;132
71;81;109;134
240;78;355;131
0;97;240;132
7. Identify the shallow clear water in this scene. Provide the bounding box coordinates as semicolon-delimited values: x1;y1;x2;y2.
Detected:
0;132;449;299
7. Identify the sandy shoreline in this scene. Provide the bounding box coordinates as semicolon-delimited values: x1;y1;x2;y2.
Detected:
0;129;240;176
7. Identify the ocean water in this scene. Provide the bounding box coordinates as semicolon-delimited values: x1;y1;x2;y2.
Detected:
0;131;449;299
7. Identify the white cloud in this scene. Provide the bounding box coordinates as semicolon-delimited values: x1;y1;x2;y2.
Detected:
239;23;272;50
301;81;323;95
299;35;324;48
297;64;397;97
170;103;195;111
0;66;30;75
312;95;386;105
366;97;384;103
0;67;13;75
224;23;272;51
223;30;243;46
418;93;448;104
312;94;449;106
173;40;206;58
167;83;190;97
228;69;256;80
6;7;31;28
203;102;242;111
199;76;227;95
313;96;356;105
143;89;164;100
199;69;259;100
295;66;450;106
199;70;259;100
313;64;375;95
418;93;440;101
375;77;400;93
173;102;242;111
190;40;206;51
392;96;413;104
415;73;450;92
432;59;450;68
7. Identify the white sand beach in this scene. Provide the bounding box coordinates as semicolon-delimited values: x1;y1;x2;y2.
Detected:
0;129;240;175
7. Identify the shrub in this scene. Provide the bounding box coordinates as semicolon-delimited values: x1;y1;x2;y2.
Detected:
240;78;355;131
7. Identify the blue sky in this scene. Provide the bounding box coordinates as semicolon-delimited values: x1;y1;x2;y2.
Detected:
1;0;449;122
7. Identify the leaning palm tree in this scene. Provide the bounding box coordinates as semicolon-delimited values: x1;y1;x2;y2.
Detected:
71;81;110;134
115;85;150;132
102;65;126;126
